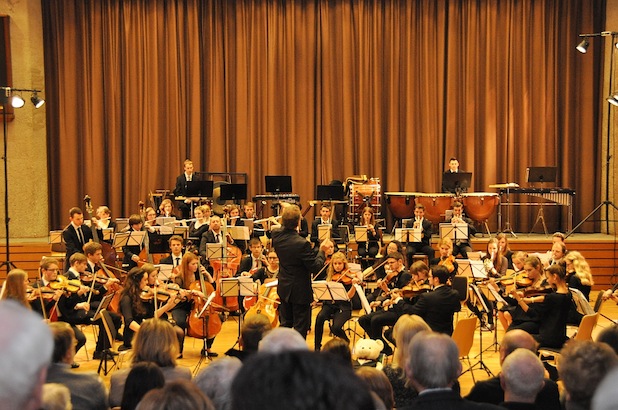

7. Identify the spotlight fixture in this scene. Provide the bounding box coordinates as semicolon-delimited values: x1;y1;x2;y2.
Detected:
576;38;589;53
608;95;618;106
30;93;45;109
10;94;24;108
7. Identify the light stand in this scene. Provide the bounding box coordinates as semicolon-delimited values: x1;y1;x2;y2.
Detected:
0;86;45;273
568;32;618;237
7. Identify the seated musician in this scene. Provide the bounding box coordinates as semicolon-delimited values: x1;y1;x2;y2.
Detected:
188;205;211;250
226;205;246;253
394;264;461;336
173;158;197;219
62;207;94;272
313;252;362;352
358;252;411;356
444;201;475;258
90;205;116;244
429;237;459;282
243;202;262;239
356;206;383;270
199;215;233;263
404;204;434;266
170;252;217;357
144;207;159;233
563;251;593;301
310;204;340;248
118;265;182;351
159;235;185;270
30;258;64;319
547;241;567;267
441;157;467;193
122;214;147;270
57;253;108;363
249;250;280;284
238;238;267;277
492;255;551;333
159;199;177;219
511;251;527;273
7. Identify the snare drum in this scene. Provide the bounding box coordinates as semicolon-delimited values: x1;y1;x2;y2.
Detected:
414;193;455;224
385;192;417;219
461;192;499;222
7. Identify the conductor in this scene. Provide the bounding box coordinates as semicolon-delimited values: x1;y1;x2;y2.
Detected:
272;204;328;338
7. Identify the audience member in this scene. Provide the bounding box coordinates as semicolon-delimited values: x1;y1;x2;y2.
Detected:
401;331;501;410
195;357;242;410
120;362;165;410
136;380;213;410
466;329;560;410
356;366;395;410
109;319;192;408
258;327;309;353
41;383;72;410
321;337;354;368
499;348;545;409
382;314;430;408
46;322;108;410
558;340;618;410
0;300;53;410
592;367;618;410
231;350;374;410
596;325;618;355
225;313;272;361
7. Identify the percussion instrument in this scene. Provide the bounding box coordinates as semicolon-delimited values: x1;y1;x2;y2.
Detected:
414;193;454;224
384;192;417;219
461;192;500;222
348;178;381;220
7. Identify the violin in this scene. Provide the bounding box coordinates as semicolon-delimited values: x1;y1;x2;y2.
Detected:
26;286;57;301
439;255;456;274
515;273;533;288
49;275;82;293
331;269;358;286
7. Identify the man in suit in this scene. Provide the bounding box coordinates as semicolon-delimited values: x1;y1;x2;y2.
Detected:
199;216;234;264
272;204;328;338
465;329;561;410
404;204;434;267
159;235;185;268
62;207;94;272
442;157;469;193
46;322;108;410
398;264;461;335
445;201;476;258
173;159;198;219
310;203;340;248
400;331;502;410
237;238;267;277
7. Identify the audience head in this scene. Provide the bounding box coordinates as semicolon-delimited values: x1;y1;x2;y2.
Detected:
258;327;308;353
132;319;179;367
240;313;271;353
281;204;301;230
120;362;165;410
596;326;618;355
500;348;545;403
41;383;72;410
195;357;242;410
49;322;76;364
392;314;430;367
592;367;618;410
231;350;374;410
558;340;618;410
355;366;395;410
405;331;461;391
0;300;53;410
137;380;213;410
500;329;538;364
321;338;353;368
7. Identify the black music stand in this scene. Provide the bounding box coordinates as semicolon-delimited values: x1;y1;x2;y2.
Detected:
527;166;556;235
265;175;292;194
466;282;495;379
220;183;247;202
442;172;472;196
186;180;214;198
317;185;345;201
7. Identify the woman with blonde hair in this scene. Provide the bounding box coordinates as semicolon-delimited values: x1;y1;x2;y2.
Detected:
0;269;30;308
109;318;192;407
564;251;594;300
381;314;430;408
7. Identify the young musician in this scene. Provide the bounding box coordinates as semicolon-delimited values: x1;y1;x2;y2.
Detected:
313;252;361;351
188;205;211;249
30;258;64;319
226;205;246;253
356;206;383;269
310;204;340;248
442;157;467;193
122;214;146;270
1;269;31;308
445;201;475;258
90;206;116;244
238;238;267;277
249;250;280;284
404;204;434;266
159;235;185;269
199;215;233;262
173;159;197;219
430;237;459;281
62;207;94;272
159;199;177;219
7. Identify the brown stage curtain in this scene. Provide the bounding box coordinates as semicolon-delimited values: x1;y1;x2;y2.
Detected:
43;0;604;233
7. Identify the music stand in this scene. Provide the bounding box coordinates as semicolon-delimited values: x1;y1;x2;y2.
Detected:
439;223;469;241
465;282;495;378
316;185;345;201
312;281;350;302
112;230;145;248
265;175;292;194
220;276;256;350
194;292;218;372
186;180;214;197
115;218;129;233
457;259;487;280
526;166;556;235
173;226;189;239
148;233;172;254
228;226;250;242
394;227;421;243
442;172;472;196
206;243;226;261
354;226;368;242
318;224;332;242
220;183;247;202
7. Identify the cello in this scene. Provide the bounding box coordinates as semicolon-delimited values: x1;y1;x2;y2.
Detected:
245;280;279;328
187;262;222;340
210;217;242;312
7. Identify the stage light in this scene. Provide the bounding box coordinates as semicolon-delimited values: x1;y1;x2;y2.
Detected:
10;94;24;108
31;93;45;108
576;38;589;53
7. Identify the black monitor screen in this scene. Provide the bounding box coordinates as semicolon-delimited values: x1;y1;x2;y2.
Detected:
265;175;292;193
316;185;344;201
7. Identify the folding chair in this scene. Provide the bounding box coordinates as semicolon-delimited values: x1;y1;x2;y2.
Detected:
452;316;479;381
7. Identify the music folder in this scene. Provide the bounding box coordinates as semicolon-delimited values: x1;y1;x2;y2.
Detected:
312;281;349;302
49;230;64;244
112;230;145;248
228;226;250;241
